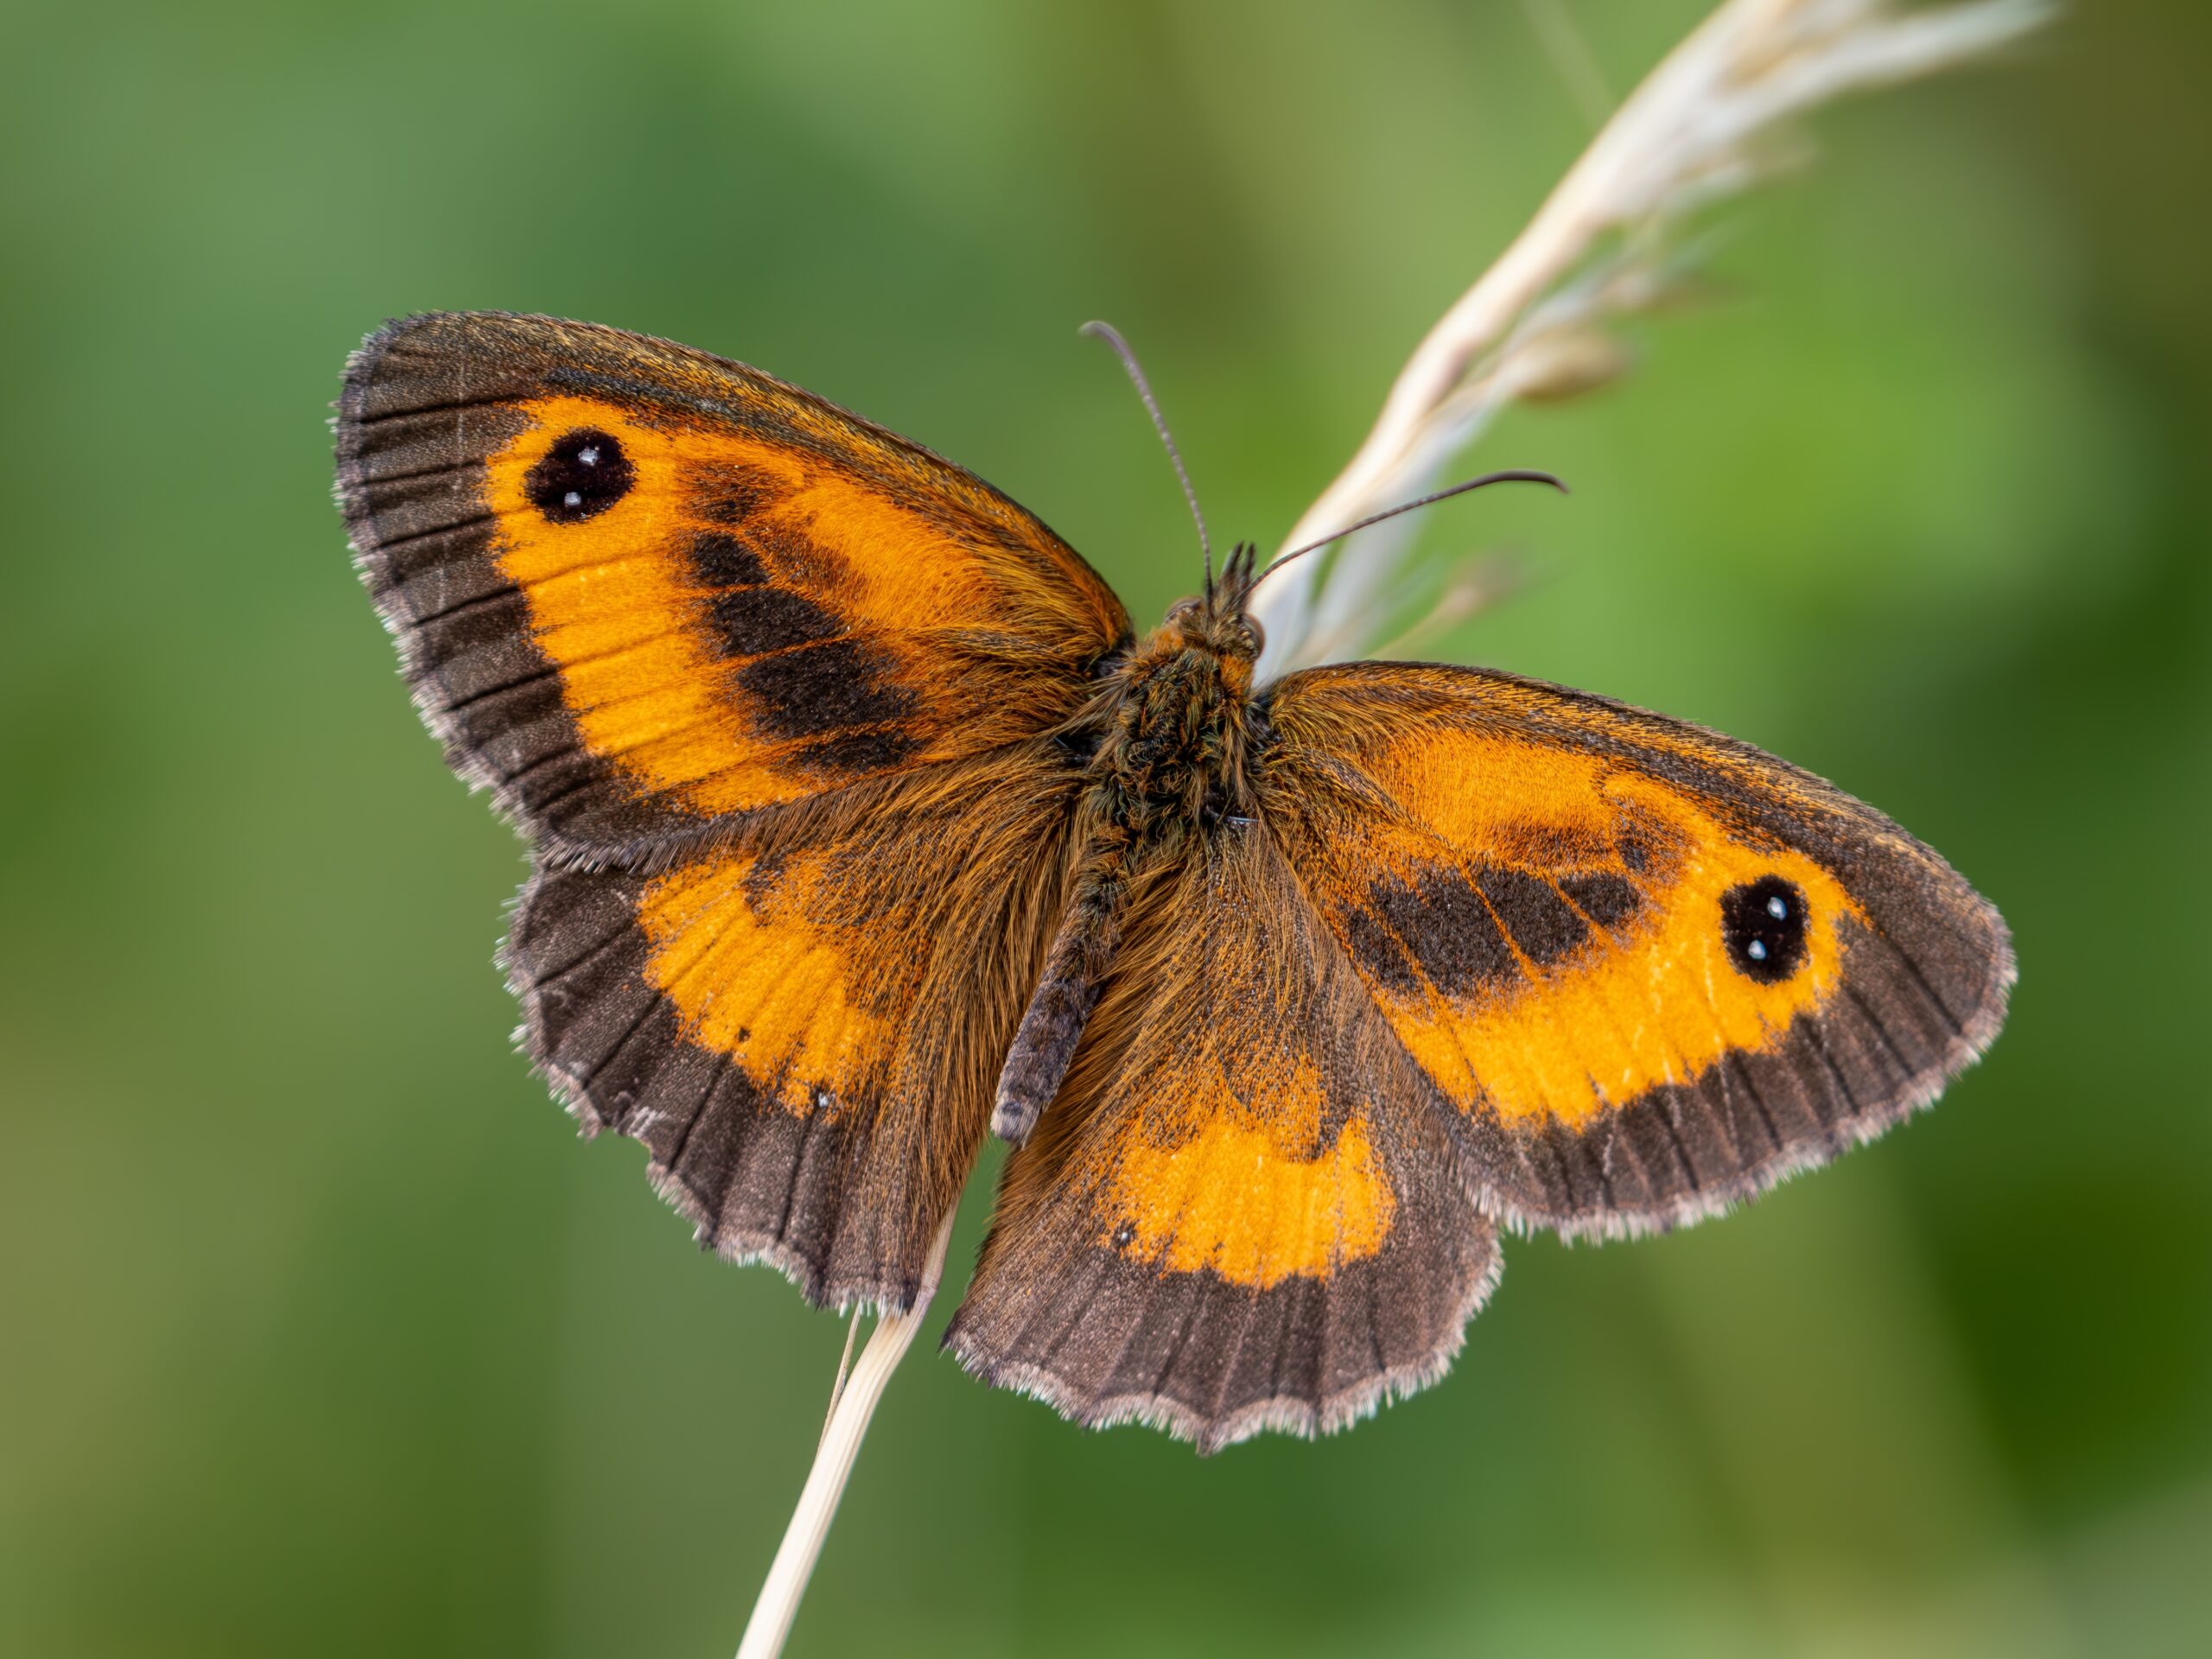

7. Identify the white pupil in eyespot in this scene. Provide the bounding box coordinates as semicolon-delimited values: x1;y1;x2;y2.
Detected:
1747;938;1769;961
563;490;582;508
578;447;600;466
1766;894;1788;919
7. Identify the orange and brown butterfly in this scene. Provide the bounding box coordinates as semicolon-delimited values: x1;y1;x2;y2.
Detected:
335;311;2012;1452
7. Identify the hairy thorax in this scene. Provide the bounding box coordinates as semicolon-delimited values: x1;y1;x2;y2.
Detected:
1084;605;1262;853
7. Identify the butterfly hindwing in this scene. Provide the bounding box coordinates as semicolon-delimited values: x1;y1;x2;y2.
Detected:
506;744;1079;1309
337;312;1129;856
1257;662;2014;1236
946;822;1500;1452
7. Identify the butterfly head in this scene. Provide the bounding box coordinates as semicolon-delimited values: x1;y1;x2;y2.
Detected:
1169;540;1267;671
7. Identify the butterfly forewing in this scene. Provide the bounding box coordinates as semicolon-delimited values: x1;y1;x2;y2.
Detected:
1255;662;2014;1236
336;312;1128;858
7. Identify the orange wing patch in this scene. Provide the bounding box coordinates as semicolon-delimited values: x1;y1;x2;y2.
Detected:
635;845;894;1116
1311;734;1862;1127
1102;1054;1396;1289
483;394;1020;816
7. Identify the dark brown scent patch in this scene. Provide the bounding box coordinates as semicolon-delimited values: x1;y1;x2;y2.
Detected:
1356;869;1517;997
793;728;924;776
688;530;768;588
1559;871;1642;931
738;638;918;740
525;428;632;523
1722;874;1808;983
1474;862;1591;965
709;587;842;658
690;460;782;525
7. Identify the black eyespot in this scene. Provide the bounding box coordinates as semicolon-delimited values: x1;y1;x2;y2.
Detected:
525;428;633;523
1721;874;1808;984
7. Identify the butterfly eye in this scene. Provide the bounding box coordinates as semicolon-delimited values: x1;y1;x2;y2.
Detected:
1242;615;1266;656
526;427;633;523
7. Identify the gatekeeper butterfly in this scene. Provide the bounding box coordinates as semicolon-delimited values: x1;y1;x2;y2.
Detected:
336;312;2012;1452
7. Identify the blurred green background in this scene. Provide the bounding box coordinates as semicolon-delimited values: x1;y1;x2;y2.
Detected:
3;2;2207;1655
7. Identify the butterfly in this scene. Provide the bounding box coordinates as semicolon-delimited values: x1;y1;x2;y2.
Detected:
336;311;2012;1452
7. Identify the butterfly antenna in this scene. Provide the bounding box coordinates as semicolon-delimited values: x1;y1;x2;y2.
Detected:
1251;469;1568;594
1081;321;1212;585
